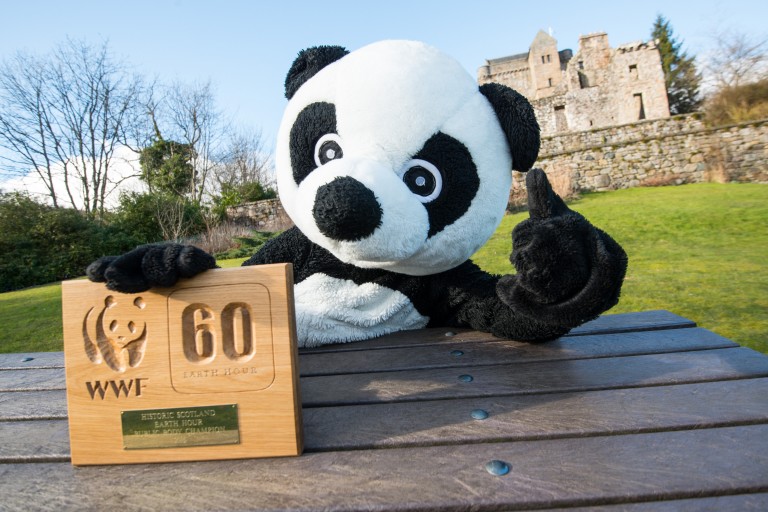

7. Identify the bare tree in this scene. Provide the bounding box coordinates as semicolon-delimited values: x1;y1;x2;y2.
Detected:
162;80;224;204
0;52;60;206
153;196;194;242
705;29;768;90
0;39;147;218
213;127;275;194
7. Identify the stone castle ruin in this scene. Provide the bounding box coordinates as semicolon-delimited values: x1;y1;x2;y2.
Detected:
478;30;670;135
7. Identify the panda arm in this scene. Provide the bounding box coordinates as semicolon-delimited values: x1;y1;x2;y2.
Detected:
494;169;628;331
435;261;571;342
241;227;312;274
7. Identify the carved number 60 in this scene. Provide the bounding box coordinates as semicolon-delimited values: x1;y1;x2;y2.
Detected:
181;303;255;364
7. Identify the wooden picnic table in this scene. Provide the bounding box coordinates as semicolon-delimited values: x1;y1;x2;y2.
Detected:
1;310;767;511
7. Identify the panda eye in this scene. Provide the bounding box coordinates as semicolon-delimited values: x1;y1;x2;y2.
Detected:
400;159;442;203
314;133;344;167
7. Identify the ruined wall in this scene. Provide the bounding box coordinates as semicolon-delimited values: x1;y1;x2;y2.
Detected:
510;114;768;206
226;198;294;232
479;31;670;136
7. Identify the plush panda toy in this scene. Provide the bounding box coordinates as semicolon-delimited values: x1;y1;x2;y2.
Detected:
87;40;628;348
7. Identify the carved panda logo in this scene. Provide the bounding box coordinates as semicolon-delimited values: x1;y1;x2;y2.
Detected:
83;295;147;372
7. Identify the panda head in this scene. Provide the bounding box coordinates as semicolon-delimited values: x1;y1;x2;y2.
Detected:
276;40;539;276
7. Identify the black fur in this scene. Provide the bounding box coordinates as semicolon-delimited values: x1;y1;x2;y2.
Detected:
86;244;216;293
479;83;541;172
289;102;338;185
413;132;480;237
495;169;628;327
285;46;349;100
241;226;574;341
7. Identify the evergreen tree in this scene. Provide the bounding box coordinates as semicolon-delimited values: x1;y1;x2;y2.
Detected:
138;138;196;198
652;15;703;114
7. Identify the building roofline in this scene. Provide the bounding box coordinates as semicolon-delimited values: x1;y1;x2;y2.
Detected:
486;51;529;65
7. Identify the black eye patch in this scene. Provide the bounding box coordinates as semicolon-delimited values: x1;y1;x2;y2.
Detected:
413;132;480;237
289;102;338;185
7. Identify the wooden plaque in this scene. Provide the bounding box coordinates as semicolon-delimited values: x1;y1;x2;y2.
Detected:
62;264;303;466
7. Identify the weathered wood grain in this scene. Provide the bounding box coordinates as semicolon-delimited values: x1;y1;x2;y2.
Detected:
302;377;768;451
0;352;64;369
0;368;64;391
5;378;768;460
9;346;766;406
0;420;70;462
567;309;696;336
300;310;697;353
300;347;768;406
0;390;67;420
299;327;735;376
0;425;766;511
0;327;738;392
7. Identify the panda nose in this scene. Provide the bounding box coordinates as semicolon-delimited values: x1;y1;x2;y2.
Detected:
313;176;383;241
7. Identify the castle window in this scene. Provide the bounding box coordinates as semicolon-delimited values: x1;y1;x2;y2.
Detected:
547;54;551;63
578;71;589;89
554;105;567;132
634;93;646;120
548;78;553;87
578;60;584;70
629;64;638;79
541;55;546;64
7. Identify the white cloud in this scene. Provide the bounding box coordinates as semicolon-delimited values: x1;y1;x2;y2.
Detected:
0;145;146;210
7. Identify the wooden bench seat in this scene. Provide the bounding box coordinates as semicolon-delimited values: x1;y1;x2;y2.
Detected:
1;310;767;510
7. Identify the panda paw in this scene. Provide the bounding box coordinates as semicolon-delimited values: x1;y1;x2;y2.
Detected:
86;244;217;293
497;169;627;328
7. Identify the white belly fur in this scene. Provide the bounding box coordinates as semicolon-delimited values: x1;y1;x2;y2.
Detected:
293;273;429;348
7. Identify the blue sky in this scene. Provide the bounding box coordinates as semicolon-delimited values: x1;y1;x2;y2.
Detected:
2;0;767;149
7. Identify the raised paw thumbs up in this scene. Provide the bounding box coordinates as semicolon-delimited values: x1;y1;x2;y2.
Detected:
526;168;571;220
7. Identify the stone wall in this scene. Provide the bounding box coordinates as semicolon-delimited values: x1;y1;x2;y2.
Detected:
511;114;768;207
226;198;294;232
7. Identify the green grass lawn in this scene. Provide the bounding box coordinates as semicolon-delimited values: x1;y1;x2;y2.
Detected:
1;182;766;354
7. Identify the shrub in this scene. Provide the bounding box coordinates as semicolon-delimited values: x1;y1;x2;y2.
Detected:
0;192;139;291
114;191;206;244
705;79;768;126
188;221;255;255
213;231;281;260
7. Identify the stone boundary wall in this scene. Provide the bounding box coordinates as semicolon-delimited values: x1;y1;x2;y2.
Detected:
226;198;294;232
512;114;768;206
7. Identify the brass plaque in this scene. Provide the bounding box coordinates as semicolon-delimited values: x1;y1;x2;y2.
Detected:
122;404;240;450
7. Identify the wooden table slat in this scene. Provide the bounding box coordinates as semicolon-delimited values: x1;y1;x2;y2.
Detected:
5;377;768;461
0;390;67;420
0;327;740;392
0;351;64;370
299;310;697;353
299;327;735;376
301;347;768;406
0;425;766;511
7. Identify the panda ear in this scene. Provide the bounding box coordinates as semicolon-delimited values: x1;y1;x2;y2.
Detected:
479;83;540;172
285;45;349;100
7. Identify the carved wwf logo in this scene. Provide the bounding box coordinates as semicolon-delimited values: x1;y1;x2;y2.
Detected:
83;295;148;372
